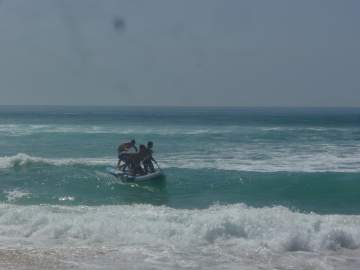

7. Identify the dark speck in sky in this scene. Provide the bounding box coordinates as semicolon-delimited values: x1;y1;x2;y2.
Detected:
113;16;126;32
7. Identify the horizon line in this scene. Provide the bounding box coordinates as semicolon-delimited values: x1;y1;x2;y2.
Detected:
0;104;359;109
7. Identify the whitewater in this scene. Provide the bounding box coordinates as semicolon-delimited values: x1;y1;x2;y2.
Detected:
0;106;360;269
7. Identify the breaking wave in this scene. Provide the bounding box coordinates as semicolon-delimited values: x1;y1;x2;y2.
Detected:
0;153;112;169
0;203;359;253
1;152;360;173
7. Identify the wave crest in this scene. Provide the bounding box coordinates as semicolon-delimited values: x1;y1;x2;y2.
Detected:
1;152;360;173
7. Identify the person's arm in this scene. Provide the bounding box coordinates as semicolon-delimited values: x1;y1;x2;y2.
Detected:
133;145;138;152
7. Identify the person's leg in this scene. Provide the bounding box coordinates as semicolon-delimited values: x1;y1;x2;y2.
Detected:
143;160;149;174
120;154;130;171
128;160;135;176
139;165;145;175
149;161;155;172
136;157;144;175
137;161;145;175
117;154;124;169
121;160;128;171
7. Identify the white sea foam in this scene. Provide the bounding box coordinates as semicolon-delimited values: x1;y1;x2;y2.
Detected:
0;124;357;136
0;124;236;136
0;203;358;251
0;153;113;169
1;151;360;172
161;151;360;172
58;196;75;202
0;204;359;269
4;189;31;202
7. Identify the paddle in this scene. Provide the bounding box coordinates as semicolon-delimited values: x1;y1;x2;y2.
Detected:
153;159;161;171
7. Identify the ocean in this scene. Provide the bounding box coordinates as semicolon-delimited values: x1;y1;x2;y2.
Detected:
0;106;360;269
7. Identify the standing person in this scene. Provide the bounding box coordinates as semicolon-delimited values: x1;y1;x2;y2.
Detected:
117;139;137;170
128;144;147;176
143;141;156;174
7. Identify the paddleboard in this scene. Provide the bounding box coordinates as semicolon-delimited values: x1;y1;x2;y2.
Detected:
106;167;164;182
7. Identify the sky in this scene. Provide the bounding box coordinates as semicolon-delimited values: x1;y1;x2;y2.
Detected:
0;0;359;107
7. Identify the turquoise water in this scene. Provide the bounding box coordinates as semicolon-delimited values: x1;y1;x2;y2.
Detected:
1;106;360;269
1;106;359;213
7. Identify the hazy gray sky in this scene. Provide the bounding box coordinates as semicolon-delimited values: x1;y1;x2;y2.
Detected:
0;0;359;106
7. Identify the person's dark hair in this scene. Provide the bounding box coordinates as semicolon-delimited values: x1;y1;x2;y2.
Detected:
131;139;136;144
147;141;153;148
139;144;146;151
